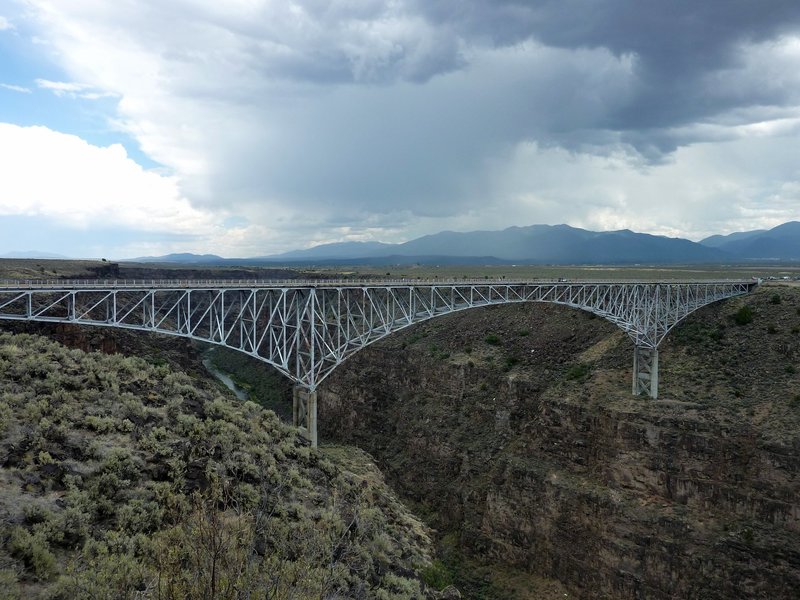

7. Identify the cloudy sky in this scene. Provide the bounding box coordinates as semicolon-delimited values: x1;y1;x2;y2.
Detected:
1;0;799;258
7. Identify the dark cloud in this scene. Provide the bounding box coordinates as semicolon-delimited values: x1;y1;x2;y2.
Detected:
206;41;636;216
413;1;800;134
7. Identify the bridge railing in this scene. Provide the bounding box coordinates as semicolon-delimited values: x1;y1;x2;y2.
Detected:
0;278;760;289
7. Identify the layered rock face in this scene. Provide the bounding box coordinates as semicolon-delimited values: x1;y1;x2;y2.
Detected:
319;288;800;599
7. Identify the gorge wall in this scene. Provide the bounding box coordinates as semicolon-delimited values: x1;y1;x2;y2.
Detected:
319;286;800;598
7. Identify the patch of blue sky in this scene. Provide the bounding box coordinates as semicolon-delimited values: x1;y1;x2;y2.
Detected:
0;24;160;170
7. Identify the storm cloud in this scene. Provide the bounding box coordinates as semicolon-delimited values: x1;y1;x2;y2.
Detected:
6;0;800;255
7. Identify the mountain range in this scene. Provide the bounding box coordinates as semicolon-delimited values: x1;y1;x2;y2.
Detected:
125;221;800;266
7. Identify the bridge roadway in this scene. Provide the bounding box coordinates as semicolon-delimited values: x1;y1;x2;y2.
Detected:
0;278;757;446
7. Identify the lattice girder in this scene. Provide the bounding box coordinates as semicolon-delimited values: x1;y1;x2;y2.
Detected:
0;280;756;395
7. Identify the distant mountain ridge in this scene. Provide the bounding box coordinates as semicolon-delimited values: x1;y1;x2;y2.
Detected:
263;224;727;264
699;229;767;248
127;253;226;263
699;221;800;260
124;221;800;265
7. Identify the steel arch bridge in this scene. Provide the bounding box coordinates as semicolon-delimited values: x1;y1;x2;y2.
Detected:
0;278;757;446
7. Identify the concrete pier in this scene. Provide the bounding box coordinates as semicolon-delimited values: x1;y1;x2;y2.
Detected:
292;385;318;447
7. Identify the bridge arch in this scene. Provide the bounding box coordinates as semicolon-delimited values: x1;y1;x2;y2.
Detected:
0;279;757;445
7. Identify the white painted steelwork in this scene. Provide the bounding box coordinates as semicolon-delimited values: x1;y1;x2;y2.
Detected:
0;279;755;396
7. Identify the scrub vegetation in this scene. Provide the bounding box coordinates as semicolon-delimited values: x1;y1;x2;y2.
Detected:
0;333;438;599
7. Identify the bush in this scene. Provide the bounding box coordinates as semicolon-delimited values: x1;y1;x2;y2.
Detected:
23;503;52;525
48;506;90;548
51;547;150;600
733;305;754;325
0;570;21;599
484;334;501;346
421;559;454;590
9;527;58;580
770;294;782;305
565;363;591;381
118;499;165;534
0;400;11;435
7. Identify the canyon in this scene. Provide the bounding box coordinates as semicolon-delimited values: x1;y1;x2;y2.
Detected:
319;285;800;598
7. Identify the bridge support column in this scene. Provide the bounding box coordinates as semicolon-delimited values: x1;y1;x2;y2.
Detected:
632;346;659;399
292;386;318;448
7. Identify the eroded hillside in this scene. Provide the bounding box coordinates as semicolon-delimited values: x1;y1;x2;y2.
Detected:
319;285;800;599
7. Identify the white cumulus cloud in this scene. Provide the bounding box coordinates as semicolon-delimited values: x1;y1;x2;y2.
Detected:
0;123;213;233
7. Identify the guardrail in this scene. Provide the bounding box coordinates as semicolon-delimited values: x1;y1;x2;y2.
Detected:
0;277;761;289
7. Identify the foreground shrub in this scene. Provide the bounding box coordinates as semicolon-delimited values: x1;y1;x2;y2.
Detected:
733;305;754;325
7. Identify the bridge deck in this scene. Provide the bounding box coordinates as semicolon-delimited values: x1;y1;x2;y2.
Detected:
0;277;759;289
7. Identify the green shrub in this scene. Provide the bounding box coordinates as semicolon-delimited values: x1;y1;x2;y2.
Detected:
767;324;777;334
46;506;90;548
0;570;21;600
565;363;591;381
51;541;150;600
484;334;501;346
0;400;11;435
733;305;754;325
786;365;797;375
421;559;454;590
118;499;165;534
85;415;116;433
24;503;52;525
102;447;140;481
770;294;782;305
9;527;58;580
708;327;725;342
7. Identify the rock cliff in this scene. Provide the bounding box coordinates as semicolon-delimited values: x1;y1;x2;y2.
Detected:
319;286;800;598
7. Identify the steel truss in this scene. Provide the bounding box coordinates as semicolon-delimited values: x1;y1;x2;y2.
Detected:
0;280;756;441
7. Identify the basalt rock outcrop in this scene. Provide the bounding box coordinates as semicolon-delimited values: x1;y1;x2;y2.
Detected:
319;286;800;598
